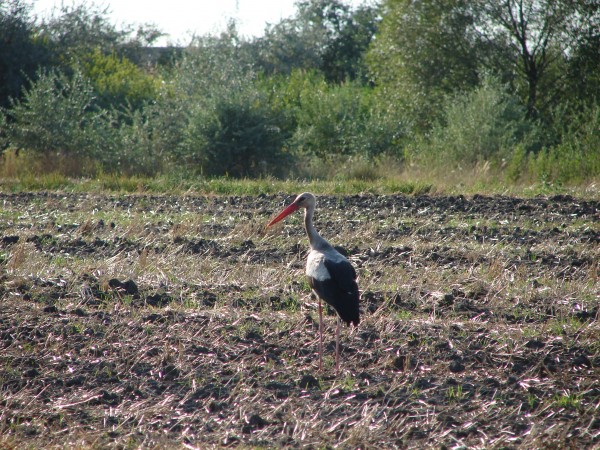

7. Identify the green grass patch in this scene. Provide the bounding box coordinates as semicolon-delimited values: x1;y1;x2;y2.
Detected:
0;172;436;196
0;171;597;198
552;392;583;410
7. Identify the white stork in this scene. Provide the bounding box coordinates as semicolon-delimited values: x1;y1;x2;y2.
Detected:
266;192;360;372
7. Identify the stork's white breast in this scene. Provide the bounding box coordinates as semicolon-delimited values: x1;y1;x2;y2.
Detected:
306;248;345;281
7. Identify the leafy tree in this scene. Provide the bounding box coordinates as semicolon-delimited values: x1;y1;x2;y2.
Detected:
368;0;600;132
320;1;379;83
38;3;127;65
181;22;256;97
0;0;50;108
367;0;483;131
473;0;600;118
38;2;163;68
289;74;398;158
169;32;290;177
263;68;405;161
562;9;600;106
1;1;164;112
254;0;379;82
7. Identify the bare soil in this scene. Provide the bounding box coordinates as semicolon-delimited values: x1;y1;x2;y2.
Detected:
1;192;598;449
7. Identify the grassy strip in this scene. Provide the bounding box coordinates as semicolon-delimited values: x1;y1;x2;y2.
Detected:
0;173;429;195
0;171;599;198
1;149;598;197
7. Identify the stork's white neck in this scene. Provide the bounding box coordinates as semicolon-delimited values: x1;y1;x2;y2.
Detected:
304;204;330;251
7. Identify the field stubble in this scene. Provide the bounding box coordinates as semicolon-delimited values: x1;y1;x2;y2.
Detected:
0;191;598;448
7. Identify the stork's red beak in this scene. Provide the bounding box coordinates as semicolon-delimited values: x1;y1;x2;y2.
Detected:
266;202;300;227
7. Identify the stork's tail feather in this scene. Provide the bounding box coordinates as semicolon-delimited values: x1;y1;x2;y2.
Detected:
341;311;360;327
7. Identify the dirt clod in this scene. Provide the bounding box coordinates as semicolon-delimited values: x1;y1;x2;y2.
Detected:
298;374;320;389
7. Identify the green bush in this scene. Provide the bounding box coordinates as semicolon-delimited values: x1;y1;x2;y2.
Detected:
179;86;290;178
1;68;166;176
110;107;164;176
80;49;161;110
505;144;528;182
288;73;348;157
412;78;536;168
164;40;292;178
172;28;255;102
288;75;404;158
528;104;600;183
2;69;111;161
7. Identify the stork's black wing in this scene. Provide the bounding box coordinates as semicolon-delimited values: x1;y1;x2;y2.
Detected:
308;258;360;326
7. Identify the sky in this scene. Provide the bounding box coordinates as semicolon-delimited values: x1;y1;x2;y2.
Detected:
31;0;367;46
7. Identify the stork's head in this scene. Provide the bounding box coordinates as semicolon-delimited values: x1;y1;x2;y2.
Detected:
266;192;315;227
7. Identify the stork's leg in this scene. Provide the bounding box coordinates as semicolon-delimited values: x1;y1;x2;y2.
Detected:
335;318;340;374
318;297;323;371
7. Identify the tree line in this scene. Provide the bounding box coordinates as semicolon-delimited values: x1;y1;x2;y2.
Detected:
1;0;599;183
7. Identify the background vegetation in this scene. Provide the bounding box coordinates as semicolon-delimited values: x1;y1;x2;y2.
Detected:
1;0;599;188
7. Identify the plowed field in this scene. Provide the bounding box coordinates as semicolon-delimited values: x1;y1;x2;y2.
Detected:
1;192;598;448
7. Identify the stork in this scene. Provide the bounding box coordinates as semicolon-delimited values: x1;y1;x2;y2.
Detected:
266;192;360;372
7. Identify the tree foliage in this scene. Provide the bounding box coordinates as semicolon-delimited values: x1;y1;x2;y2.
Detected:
368;0;600;130
168;32;290;177
414;77;536;168
0;0;163;110
38;2;163;63
3;69;108;159
181;87;290;177
0;0;50;108
473;0;600;118
80;48;162;110
0;0;598;183
367;0;483;129
254;0;379;82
